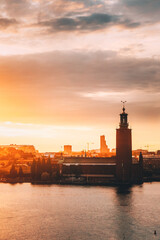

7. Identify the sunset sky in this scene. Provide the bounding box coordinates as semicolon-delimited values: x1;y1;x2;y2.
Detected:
0;0;160;152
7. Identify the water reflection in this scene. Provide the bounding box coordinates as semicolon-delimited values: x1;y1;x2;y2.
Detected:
116;185;132;195
0;183;160;240
114;185;134;239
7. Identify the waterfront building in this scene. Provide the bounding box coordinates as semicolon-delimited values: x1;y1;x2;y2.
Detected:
64;145;72;155
100;135;110;154
116;105;132;183
0;144;37;153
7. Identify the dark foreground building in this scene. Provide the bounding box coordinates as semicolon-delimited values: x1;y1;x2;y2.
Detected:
61;106;143;185
116;105;143;184
116;105;132;183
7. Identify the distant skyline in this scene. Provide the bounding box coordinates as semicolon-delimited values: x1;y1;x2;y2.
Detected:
0;0;160;152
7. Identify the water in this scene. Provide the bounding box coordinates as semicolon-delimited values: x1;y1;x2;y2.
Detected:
0;183;160;240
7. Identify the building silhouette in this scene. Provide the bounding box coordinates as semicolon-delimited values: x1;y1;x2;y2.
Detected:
100;135;110;154
64;145;72;155
57;104;143;185
116;105;132;183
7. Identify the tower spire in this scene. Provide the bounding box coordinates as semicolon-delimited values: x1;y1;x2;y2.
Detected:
116;102;132;183
121;100;127;113
120;101;128;129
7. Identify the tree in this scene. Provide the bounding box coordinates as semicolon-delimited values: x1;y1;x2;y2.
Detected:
41;158;46;172
10;164;17;178
36;158;42;180
41;172;50;181
19;166;24;177
46;157;52;175
31;159;36;179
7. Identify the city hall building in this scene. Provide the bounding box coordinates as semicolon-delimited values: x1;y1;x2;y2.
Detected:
60;106;143;185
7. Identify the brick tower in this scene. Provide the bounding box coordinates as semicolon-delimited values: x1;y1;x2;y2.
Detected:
116;103;132;183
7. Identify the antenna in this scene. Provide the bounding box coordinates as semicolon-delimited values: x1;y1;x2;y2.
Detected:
121;101;127;113
121;101;127;108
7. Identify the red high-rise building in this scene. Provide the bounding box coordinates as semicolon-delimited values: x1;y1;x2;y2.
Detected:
64;145;72;155
116;104;132;183
100;135;110;154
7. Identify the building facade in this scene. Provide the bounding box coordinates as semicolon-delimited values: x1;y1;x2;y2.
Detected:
116;105;132;183
60;105;143;185
64;145;72;155
100;135;110;154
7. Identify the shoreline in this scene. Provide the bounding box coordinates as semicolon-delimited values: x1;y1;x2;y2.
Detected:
0;177;160;186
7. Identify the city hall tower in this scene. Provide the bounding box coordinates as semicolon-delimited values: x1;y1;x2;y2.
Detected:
116;102;132;183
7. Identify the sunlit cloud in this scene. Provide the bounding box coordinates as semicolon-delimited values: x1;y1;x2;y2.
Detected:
80;91;160;104
1;122;92;138
0;1;159;151
0;0;159;57
0;122;94;152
